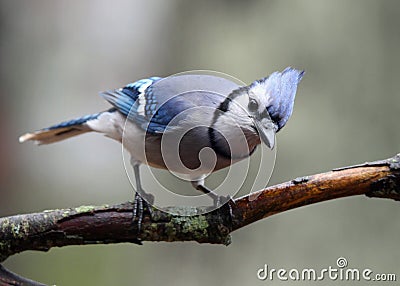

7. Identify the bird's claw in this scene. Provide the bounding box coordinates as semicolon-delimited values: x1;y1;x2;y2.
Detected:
132;191;154;245
212;195;235;231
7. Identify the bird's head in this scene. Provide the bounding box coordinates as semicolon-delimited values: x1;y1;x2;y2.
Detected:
224;67;304;149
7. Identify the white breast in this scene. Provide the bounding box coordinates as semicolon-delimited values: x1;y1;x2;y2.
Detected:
87;111;147;164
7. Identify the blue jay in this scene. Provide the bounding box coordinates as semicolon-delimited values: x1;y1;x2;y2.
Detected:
20;67;304;232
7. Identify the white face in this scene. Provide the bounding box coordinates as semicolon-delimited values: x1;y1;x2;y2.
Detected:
226;83;277;149
226;82;273;124
247;81;271;115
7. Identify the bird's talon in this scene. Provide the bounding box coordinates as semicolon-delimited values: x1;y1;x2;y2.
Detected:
212;195;235;232
131;192;153;245
212;195;233;208
141;192;155;206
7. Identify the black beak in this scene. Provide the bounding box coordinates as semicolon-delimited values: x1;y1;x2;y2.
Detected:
254;118;276;149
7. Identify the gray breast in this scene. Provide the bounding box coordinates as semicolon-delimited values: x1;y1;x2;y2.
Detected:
143;108;234;177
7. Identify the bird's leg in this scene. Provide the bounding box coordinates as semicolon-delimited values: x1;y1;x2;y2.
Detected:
191;179;220;205
131;161;154;244
191;179;234;222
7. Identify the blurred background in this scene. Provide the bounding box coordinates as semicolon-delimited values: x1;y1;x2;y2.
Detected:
1;0;400;285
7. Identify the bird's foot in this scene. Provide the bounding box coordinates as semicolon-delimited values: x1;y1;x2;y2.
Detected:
192;182;234;231
212;194;235;232
209;195;235;234
132;191;155;245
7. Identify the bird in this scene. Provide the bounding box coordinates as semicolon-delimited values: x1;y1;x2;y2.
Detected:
19;67;304;234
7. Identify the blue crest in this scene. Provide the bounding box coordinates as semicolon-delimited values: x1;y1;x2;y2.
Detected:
259;67;304;131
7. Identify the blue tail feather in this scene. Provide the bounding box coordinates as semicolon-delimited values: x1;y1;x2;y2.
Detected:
46;110;109;130
19;109;116;144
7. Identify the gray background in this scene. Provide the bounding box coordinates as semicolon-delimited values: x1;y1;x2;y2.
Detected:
1;1;399;285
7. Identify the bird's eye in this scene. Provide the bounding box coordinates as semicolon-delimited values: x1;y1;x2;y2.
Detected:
248;99;259;112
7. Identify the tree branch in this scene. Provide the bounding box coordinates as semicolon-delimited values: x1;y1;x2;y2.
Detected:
1;153;399;285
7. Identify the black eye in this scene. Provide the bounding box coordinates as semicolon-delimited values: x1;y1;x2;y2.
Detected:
248;99;259;112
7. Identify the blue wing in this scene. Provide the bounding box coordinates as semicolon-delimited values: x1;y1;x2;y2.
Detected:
100;77;164;132
101;75;240;133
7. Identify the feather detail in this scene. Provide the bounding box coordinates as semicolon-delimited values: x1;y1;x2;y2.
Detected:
19;111;110;145
19;126;90;145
